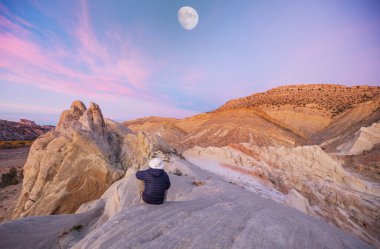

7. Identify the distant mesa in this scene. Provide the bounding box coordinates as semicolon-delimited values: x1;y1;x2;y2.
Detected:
0;118;54;141
19;119;37;127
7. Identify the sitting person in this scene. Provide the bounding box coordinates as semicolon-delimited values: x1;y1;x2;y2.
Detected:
136;158;171;204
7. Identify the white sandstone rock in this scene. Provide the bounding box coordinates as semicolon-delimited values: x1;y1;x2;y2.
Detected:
285;189;310;214
336;122;380;155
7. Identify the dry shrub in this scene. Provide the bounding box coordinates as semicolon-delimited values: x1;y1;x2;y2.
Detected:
191;181;205;187
0;140;34;149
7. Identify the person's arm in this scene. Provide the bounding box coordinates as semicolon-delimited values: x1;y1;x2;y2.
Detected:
136;170;146;180
165;173;171;190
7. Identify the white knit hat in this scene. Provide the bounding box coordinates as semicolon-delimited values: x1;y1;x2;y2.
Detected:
149;158;164;169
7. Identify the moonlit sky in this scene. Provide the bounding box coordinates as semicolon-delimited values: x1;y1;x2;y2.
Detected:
1;0;380;125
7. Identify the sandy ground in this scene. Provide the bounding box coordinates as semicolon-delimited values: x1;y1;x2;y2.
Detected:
0;147;29;172
0;147;29;223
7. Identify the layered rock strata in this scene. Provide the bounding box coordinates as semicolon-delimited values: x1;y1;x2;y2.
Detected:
183;144;380;247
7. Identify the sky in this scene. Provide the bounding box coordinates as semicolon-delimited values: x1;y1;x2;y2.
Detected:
0;0;380;125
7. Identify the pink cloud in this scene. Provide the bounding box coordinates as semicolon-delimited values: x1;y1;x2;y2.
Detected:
0;1;150;100
0;1;199;120
72;0;148;87
74;0;108;66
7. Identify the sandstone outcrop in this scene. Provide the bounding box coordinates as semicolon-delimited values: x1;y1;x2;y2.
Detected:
183;144;380;247
0;156;373;249
12;101;169;218
336;121;380;155
314;98;380;152
284;189;310;214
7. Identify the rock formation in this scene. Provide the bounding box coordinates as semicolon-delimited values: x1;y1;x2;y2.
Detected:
314;97;380;152
336;121;380;155
284;189;310;214
121;84;380;247
183;144;380;247
0;156;373;249
19;119;37;127
0;119;54;141
3;84;379;248
121;84;380;243
12;101;169;218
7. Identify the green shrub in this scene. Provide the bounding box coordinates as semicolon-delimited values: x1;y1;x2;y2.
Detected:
1;167;18;188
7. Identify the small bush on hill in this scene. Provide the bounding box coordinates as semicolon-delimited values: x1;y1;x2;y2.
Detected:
172;168;183;176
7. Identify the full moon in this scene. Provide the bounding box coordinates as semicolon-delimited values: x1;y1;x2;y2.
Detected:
178;6;199;30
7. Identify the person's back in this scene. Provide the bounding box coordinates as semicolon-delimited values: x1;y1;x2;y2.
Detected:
136;158;171;204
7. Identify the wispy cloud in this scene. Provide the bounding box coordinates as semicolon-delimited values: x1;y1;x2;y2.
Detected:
0;1;150;100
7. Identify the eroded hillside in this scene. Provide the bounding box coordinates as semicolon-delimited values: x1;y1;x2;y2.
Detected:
217;84;379;116
124;84;380;149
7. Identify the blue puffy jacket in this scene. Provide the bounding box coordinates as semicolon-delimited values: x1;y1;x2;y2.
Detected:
136;168;171;204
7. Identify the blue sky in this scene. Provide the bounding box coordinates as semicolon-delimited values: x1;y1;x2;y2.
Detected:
1;0;380;124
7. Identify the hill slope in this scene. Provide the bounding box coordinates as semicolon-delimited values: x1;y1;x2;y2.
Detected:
124;84;380;150
0;119;54;141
